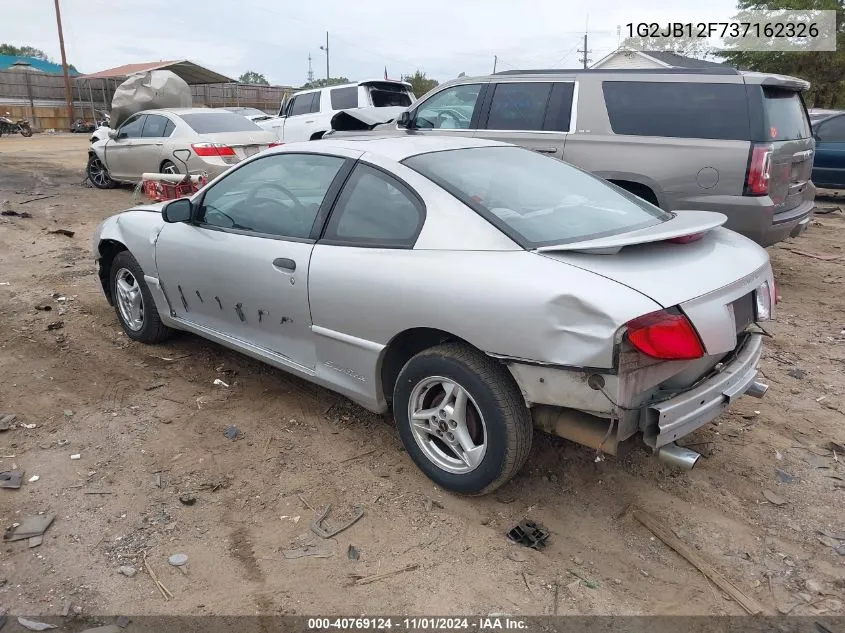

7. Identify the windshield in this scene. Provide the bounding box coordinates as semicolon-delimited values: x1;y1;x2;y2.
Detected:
179;112;262;134
404;146;672;247
763;88;811;141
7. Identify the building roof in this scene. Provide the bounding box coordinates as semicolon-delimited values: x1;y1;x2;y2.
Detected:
640;51;729;68
81;60;233;84
0;55;81;76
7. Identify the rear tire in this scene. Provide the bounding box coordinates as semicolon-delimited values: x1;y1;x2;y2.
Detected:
20;125;32;138
393;342;532;495
109;251;174;344
87;154;116;189
161;160;179;175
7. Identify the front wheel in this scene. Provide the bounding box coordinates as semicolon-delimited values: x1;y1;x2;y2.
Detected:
87;154;116;189
19;124;32;137
393;342;533;495
109;251;174;344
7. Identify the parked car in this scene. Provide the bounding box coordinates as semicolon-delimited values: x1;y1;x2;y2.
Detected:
808;108;841;124
87;108;278;189
92;136;773;494
810;111;845;189
326;68;815;247
224;106;278;124
259;79;415;143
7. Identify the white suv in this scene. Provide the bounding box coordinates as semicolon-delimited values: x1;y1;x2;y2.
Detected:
259;79;415;143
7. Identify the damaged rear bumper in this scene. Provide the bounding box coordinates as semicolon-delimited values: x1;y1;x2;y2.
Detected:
642;333;764;450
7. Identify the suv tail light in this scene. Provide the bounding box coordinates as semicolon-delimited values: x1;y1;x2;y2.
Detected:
668;232;704;245
191;143;236;157
268;141;283;148
625;309;705;360
745;143;773;196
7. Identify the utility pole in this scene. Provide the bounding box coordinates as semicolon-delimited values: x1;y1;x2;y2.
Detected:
578;33;592;68
53;0;74;128
307;54;315;84
492;55;497;74
319;32;330;81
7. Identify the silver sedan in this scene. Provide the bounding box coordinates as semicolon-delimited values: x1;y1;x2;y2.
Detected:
92;136;774;494
86;108;278;189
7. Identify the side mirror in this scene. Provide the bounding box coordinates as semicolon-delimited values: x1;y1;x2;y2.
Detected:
107;129;118;140
162;198;193;223
397;110;412;128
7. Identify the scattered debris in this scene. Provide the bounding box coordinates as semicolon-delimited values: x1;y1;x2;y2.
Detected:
115;616;131;629
424;498;443;512
79;625;122;633
117;565;136;578
168;553;188;566
788;368;807;379
213;378;229;388
347;544;360;561
787;249;840;261
70;454;81;460
805;455;831;469
506;550;528;563
631;507;764;615
28;535;43;548
507;520;550;550
47;228;75;237
350;563;419;585
817;528;845;541
178;492;196;506
775;468;796;483
17;617;57;631
284;540;335;559
3;514;55;542
1;210;32;218
567;567;599;589
817;535;840;549
223;425;239;440
311;504;365;539
144;382;166;391
45;321;64;331
0;471;22;489
21;423;36;429
28;475;40;483
64;410;73;417
763;490;788;506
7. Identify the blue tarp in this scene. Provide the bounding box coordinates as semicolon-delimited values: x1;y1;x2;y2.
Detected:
0;55;80;76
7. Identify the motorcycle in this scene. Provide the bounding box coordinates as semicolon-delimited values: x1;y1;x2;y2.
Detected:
71;118;96;134
0;112;33;137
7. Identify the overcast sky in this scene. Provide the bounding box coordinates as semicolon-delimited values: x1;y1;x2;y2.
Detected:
7;0;741;86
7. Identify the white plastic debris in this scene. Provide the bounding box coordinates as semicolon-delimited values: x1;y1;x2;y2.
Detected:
70;454;81;460
21;423;36;429
213;378;229;388
28;475;39;483
168;553;188;566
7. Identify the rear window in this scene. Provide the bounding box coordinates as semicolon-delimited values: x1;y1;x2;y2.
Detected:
179;112;262;134
366;83;413;108
404;146;671;248
763;88;811;141
602;81;751;140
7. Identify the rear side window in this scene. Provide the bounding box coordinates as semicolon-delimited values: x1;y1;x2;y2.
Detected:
324;164;424;247
330;86;359;110
602;81;751;140
815;114;845;142
485;82;552;131
763;87;811;141
141;114;172;138
179;112;261;133
543;82;575;132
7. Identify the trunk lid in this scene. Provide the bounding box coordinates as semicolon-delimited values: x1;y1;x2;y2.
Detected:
539;224;770;309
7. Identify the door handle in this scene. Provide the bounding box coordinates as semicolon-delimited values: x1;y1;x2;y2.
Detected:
273;257;296;272
529;146;558;154
305;120;315;124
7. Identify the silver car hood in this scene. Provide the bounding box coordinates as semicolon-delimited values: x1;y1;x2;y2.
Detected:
540;225;770;308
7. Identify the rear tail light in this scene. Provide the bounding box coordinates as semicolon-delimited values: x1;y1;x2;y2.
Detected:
772;277;779;304
625;309;705;360
191;143;236;157
668;232;704;244
745;143;773;196
268;142;283;148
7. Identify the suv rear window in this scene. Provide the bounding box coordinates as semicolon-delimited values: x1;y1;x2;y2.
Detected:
602;81;751;140
179;112;262;134
366;83;413;108
763;87;811;141
405;146;671;248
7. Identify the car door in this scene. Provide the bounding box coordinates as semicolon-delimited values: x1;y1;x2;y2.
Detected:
475;81;573;159
103;114;146;180
281;92;322;142
812;114;845;188
154;150;356;371
137;113;172;170
405;83;485;138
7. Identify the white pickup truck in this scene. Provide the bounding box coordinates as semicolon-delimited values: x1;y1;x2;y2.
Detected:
259;79;415;143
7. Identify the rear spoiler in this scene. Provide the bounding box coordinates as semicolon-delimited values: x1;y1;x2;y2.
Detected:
741;71;811;92
329;106;407;132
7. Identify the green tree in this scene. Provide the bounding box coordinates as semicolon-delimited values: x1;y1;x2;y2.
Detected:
0;43;50;60
300;77;350;90
620;35;714;59
716;0;845;108
401;70;439;97
238;70;269;85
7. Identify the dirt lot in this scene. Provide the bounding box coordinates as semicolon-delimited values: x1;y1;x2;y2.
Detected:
1;135;844;618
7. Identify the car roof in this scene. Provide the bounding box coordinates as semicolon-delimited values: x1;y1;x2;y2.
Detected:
140;107;235;116
280;135;508;161
291;79;413;96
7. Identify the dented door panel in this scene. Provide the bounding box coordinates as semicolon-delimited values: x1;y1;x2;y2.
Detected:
154;223;317;370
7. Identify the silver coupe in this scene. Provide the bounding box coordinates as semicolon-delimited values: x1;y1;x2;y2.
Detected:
92;136;774;495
